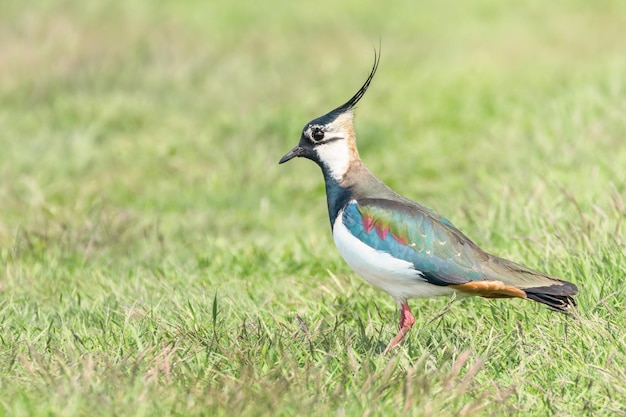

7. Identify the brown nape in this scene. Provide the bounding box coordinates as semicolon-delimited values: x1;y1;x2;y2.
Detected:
451;281;527;299
338;113;359;159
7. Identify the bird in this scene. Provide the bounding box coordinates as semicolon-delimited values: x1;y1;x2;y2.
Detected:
278;51;578;354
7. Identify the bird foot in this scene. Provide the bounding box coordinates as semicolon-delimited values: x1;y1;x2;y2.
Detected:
382;301;415;355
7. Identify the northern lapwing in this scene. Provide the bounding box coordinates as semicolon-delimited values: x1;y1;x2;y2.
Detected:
279;51;578;354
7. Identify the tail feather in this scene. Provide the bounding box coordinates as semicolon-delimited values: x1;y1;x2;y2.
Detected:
482;255;579;312
524;285;578;312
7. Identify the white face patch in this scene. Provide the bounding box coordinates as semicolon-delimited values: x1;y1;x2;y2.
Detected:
315;139;352;182
312;113;357;181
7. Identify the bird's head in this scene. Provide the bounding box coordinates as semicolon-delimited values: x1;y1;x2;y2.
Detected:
279;51;380;181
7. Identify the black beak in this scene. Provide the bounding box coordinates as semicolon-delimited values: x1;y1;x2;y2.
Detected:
278;146;304;164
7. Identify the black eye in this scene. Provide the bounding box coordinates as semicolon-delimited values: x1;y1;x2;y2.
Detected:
312;128;325;141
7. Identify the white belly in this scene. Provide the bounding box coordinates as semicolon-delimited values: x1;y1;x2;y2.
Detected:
332;212;455;302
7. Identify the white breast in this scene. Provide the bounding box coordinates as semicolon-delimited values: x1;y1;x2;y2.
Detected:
332;207;456;302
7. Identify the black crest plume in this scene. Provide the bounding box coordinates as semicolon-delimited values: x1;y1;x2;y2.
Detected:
335;48;380;113
306;48;380;127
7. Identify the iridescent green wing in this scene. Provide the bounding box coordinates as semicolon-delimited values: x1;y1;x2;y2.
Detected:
342;198;486;285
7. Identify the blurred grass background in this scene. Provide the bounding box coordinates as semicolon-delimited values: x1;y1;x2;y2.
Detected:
1;0;626;416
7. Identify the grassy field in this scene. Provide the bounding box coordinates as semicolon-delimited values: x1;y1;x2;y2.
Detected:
2;0;626;415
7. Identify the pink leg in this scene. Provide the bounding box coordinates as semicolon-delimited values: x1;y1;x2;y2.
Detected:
382;301;415;355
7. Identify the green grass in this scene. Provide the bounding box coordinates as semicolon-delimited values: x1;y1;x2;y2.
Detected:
2;0;626;415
